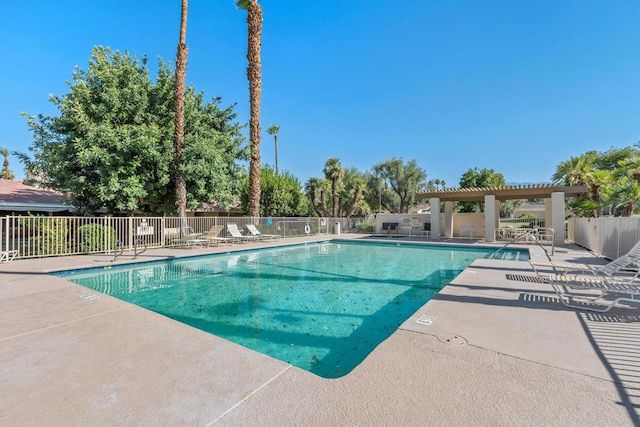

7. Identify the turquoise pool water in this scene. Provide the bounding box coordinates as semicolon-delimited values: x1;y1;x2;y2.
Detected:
57;241;527;378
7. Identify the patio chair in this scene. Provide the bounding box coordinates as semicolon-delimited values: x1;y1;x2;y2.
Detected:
547;272;640;313
202;225;236;245
530;239;640;278
245;224;280;240
0;249;18;263
226;223;260;242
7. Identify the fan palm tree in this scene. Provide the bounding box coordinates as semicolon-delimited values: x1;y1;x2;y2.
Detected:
174;0;189;226
266;124;280;174
343;173;367;218
305;177;329;217
323;157;343;217
237;0;263;216
608;155;640;215
608;179;640;216
552;152;607;217
0;147;14;180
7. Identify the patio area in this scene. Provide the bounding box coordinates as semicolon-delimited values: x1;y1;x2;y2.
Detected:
0;235;638;426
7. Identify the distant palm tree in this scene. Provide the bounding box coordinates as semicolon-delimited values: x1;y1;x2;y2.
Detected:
0;147;14;180
266;124;280;174
323;157;343;217
174;0;189;226
237;0;263;216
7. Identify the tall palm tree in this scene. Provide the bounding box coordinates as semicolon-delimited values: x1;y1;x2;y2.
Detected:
266;124;279;174
237;0;263;217
323;157;343;217
0;147;14;180
174;0;189;227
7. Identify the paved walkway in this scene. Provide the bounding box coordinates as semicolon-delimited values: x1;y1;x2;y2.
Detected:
1;235;638;426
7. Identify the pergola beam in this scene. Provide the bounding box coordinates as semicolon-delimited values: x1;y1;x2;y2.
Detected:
416;184;588;202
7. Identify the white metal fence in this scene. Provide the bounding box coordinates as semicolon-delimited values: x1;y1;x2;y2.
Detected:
567;217;640;259
1;215;368;260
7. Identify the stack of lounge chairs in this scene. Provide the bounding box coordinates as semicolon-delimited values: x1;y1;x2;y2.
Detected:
226;223;263;242
530;240;640;313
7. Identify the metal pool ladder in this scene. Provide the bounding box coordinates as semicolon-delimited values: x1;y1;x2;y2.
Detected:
488;227;555;260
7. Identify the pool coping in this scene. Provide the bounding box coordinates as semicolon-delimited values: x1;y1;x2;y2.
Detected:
1;234;638;425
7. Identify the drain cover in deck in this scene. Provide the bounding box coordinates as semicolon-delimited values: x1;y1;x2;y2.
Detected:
437;333;467;346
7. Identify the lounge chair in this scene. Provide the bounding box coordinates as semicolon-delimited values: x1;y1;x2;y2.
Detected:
176;226;207;247
0;249;18;263
547;272;640;313
202;225;236;245
245;224;280;240
226;223;261;242
530;239;640;278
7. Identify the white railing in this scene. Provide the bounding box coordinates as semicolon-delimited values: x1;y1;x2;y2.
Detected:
499;218;546;228
1;215;368;260
567;217;640;260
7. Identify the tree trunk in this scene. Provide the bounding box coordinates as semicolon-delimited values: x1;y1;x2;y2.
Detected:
174;0;189;230
320;190;328;217
344;188;362;218
247;0;263;217
274;133;278;175
331;180;338;217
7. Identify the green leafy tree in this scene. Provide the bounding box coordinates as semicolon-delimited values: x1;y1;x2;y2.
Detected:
237;0;263;217
372;157;427;213
594;146;640;170
364;173;395;213
457;167;509;214
240;164;306;216
18;47;247;215
0;147;15;180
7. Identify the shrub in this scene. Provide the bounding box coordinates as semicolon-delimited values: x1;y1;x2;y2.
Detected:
19;217;70;255
77;224;117;252
355;220;375;233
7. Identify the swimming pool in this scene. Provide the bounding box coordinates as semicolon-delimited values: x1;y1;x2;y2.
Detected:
57;241;527;378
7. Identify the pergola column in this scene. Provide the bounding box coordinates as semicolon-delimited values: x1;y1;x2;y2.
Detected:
551;192;565;246
544;198;552;230
484;194;496;242
444;201;454;238
429;197;441;239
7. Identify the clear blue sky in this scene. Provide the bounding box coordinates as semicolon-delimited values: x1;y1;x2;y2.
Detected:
2;1;639;187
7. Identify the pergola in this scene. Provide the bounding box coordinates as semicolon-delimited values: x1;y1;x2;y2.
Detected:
416;184;588;246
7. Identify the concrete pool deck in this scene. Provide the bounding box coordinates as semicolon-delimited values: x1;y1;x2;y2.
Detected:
0;235;638;426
